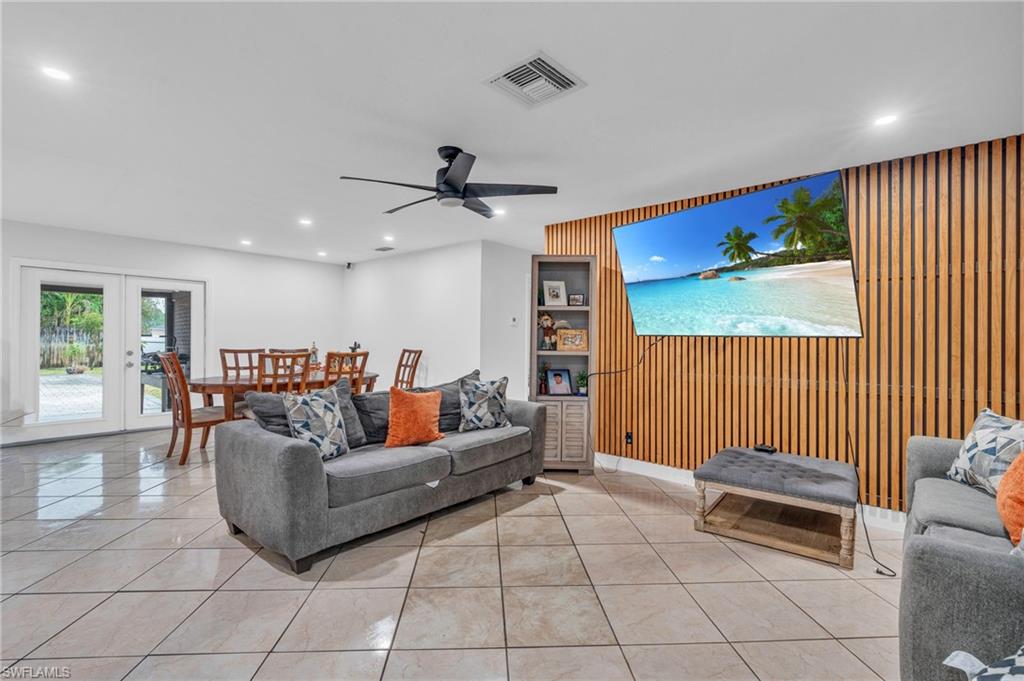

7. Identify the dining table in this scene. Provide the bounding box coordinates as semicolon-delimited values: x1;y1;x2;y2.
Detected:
189;371;379;420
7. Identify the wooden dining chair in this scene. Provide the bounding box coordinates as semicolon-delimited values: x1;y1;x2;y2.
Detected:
394;348;423;390
324;351;369;395
159;352;227;465
220;348;264;381
257;352;311;394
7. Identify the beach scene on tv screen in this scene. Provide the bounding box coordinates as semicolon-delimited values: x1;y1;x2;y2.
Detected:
613;171;863;337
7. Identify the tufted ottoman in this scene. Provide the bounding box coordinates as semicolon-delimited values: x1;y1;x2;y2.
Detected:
693;448;859;568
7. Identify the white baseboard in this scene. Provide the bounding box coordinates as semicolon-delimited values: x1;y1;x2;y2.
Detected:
594;451;907;533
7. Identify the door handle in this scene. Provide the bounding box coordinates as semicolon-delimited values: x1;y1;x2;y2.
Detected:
126;361;135;368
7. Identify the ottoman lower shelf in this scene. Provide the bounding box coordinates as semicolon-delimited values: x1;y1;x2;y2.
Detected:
695;485;856;569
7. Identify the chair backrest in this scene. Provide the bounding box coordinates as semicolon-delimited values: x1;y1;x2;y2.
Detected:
220;348;264;381
394;348;423;390
158;352;191;425
257;352;311;394
324;351;369;395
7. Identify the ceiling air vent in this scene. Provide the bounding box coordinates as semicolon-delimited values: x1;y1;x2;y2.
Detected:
486;51;586;109
374;246;395;252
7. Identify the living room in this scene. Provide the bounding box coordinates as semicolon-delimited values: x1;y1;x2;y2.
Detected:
1;3;1022;681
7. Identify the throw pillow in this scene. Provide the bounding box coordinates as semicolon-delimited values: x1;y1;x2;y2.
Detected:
412;369;481;432
947;409;1024;495
244;380;366;447
458;376;510;432
283;385;349;461
385;387;444;448
997;453;1024;545
243;391;292;436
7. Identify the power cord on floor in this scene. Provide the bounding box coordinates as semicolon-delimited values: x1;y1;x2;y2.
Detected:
839;342;898;578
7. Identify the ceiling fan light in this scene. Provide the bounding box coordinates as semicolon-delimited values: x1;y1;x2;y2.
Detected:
438;197;465;208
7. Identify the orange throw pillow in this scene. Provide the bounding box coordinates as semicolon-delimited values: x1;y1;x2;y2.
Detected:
997;454;1024;545
385;387;444;448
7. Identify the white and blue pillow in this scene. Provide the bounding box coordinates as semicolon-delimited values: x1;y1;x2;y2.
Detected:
458;376;510;432
283;385;349;460
947;409;1024;495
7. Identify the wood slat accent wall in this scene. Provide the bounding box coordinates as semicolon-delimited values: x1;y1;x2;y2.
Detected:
545;134;1023;510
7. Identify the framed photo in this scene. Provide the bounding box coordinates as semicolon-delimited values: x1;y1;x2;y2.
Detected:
543;280;567;306
568;294;585;306
546;368;573;395
556;328;589;352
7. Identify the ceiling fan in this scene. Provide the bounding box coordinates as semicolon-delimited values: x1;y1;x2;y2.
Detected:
339;146;557;218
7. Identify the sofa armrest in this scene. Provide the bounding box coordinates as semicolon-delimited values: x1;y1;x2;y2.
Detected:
214;420;328;561
507;400;546;474
906;436;962;509
900;535;1024;681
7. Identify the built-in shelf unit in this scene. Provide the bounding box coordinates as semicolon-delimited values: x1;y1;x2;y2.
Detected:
529;255;596;474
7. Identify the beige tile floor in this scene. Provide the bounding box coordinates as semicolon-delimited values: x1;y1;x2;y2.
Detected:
0;429;903;680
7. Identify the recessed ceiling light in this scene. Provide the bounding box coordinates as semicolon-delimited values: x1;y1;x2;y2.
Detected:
383;235;395;242
299;218;313;226
317;251;327;257
493;208;507;216
41;66;71;81
240;239;252;246
874;114;898;126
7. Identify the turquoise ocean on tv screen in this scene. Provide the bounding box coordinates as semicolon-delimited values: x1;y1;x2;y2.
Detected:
625;264;862;337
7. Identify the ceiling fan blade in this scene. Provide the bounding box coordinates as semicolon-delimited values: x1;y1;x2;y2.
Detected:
441;152;476;192
463;183;558;198
463;197;494;218
339;176;436;192
384;196;435;214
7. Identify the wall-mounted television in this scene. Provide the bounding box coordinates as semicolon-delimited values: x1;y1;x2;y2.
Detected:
612;171;863;338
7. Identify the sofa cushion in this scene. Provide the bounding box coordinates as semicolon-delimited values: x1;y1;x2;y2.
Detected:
924;525;1015;553
910;478;1008;538
412;370;480;432
323;444;450;507
244;379;366;448
431;426;532;475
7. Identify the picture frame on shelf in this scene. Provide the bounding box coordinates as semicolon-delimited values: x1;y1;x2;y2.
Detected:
543;280;567;306
546;368;573;395
556;328;589;352
568;294;585;306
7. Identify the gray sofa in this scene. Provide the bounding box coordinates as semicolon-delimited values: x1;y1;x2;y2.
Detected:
901;436;1024;681
214;399;545;572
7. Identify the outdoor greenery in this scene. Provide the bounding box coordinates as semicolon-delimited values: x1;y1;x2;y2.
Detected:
712;178;852;272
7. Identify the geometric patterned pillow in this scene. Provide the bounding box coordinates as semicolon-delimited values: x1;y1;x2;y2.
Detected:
943;643;1024;680
947;408;1024;496
458;376;510;432
283;385;349;461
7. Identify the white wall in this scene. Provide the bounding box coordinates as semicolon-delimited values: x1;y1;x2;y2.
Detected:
340;239;534;395
340;241;483;388
1;220;349;415
480;241;532;400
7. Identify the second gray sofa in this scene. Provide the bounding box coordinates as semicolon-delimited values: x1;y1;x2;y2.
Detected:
214;398;545;572
900;436;1024;681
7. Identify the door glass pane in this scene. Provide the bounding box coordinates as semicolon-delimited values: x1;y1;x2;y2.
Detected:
140;289;191;415
38;285;104;421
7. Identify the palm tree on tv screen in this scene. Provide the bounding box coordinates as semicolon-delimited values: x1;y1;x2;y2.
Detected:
763;181;847;252
717;225;762;264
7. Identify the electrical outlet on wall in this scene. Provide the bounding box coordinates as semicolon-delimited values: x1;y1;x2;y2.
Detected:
625;431;633;445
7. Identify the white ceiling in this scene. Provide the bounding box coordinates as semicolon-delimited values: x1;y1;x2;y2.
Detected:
3;2;1022;263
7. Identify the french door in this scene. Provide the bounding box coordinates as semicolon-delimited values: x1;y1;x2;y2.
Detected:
13;266;206;442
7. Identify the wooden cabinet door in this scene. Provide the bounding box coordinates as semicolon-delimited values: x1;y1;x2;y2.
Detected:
542;402;562;462
559;402;589;462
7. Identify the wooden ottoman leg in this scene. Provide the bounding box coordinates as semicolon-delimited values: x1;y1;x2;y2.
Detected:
839;508;855;569
694;480;707;531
